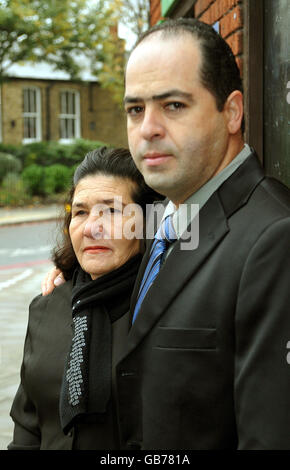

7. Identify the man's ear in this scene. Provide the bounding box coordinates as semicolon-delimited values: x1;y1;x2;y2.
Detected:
224;90;244;134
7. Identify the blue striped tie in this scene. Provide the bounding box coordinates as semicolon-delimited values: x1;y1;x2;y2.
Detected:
132;215;176;323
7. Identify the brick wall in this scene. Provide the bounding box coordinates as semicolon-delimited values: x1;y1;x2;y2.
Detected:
1;79;127;147
150;0;161;26
2;80;29;144
195;0;243;75
149;0;244;76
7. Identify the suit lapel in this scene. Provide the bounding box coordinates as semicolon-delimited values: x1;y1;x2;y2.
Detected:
129;199;168;312
120;152;265;360
123;191;229;356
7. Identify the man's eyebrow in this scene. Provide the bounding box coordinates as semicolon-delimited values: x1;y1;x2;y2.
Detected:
152;89;194;102
124;89;193;104
123;95;143;104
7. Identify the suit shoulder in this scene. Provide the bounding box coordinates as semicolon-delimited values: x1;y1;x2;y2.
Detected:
261;177;290;209
50;279;73;303
29;280;72;318
257;177;290;216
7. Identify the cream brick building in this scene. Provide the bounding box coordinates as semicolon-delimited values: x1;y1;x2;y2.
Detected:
0;63;127;148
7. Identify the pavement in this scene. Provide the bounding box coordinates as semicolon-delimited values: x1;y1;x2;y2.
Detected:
0;204;64;227
0;262;54;450
0;204;62;450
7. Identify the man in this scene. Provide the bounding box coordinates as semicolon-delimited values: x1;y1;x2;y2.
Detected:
43;19;290;449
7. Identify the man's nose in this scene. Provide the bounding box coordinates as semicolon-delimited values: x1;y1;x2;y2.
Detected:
140;108;165;141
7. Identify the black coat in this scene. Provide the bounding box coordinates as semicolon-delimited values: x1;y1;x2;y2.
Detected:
115;152;290;450
8;281;129;450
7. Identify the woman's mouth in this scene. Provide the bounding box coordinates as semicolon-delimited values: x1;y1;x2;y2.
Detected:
84;246;111;253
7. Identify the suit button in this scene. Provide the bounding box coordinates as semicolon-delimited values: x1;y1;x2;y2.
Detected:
120;371;135;377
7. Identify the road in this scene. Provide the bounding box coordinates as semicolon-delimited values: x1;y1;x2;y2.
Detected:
0;220;61;450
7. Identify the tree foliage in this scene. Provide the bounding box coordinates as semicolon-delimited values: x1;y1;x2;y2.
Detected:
0;0;150;104
0;0;122;81
98;0;150;104
121;0;150;38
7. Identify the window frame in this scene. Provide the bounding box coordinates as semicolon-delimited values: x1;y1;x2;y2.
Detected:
22;86;42;143
59;89;81;143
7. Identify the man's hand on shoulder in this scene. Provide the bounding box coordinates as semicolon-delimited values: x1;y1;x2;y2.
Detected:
41;267;65;296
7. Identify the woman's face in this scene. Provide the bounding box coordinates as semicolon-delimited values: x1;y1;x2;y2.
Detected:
69;174;143;280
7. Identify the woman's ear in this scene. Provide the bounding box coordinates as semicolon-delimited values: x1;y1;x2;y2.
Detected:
224;90;244;134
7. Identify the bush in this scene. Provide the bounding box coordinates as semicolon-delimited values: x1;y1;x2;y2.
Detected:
0;144;30;168
2;172;21;190
0;139;108;169
69;139;107;158
23;141;72;167
22;164;45;196
67;163;79;182
44;164;72;195
0;143;20;156
0;152;22;183
0;140;110;205
0;172;30;206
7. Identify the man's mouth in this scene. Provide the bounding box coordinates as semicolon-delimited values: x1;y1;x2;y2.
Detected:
143;152;173;167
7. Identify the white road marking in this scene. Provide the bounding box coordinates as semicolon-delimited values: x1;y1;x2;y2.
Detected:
0;269;33;292
0;246;51;257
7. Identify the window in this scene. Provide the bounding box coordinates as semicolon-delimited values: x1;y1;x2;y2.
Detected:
59;90;81;142
23;87;42;142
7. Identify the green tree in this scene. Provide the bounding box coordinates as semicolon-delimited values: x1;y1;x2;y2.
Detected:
0;0;122;82
121;0;150;38
98;0;150;105
97;27;126;105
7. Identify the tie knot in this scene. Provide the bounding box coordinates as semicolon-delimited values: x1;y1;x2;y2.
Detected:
155;215;177;244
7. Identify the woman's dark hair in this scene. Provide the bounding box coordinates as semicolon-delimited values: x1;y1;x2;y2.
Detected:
52;146;161;279
131;18;245;133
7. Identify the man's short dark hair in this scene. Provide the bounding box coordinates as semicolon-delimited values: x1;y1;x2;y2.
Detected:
132;18;245;133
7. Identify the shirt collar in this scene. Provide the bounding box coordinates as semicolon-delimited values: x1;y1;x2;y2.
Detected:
162;143;252;238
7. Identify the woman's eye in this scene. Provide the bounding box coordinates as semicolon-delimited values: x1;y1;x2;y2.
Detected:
106;207;121;214
74;210;86;217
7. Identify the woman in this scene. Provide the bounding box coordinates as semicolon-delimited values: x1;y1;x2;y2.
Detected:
8;147;160;450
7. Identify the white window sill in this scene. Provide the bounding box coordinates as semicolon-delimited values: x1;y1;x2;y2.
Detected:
58;138;79;144
22;138;42;144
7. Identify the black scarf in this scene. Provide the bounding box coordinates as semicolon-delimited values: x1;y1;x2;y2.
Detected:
59;253;142;434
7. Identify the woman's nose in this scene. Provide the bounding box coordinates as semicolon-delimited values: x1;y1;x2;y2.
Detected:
83;217;103;239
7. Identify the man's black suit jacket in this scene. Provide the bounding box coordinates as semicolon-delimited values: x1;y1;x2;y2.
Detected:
115;151;290;450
